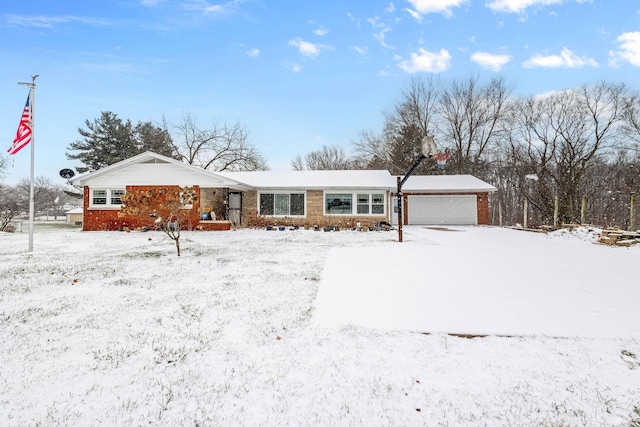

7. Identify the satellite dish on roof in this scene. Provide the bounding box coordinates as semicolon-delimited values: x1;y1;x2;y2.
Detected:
59;168;75;180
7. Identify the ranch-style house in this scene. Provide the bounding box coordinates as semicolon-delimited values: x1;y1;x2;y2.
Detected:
70;151;497;231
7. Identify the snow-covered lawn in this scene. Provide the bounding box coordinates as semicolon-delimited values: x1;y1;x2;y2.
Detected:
1;223;639;426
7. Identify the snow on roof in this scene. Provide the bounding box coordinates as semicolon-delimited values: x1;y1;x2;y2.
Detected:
70;151;249;189
217;170;394;189
69;151;497;193
65;207;83;214
400;174;497;193
213;171;498;192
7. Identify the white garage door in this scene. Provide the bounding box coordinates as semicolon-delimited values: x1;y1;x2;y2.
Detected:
407;195;478;225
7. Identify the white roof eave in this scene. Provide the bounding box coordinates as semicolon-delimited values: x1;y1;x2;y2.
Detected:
70;151;252;190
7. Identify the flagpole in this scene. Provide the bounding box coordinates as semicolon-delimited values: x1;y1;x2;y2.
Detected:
18;75;38;253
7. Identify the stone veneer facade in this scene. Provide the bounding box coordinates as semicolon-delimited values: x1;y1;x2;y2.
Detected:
239;189;389;229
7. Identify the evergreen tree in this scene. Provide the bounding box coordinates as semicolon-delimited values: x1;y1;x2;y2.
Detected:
67;111;176;173
134;121;175;157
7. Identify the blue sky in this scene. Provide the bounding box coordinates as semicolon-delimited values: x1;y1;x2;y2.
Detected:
1;0;640;184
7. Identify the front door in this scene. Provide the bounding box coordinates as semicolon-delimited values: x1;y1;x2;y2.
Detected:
228;192;242;225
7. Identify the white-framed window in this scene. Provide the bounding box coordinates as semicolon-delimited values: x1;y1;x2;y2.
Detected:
357;194;370;214
259;192;305;216
90;188;125;208
111;189;125;205
371;193;385;214
325;193;352;215
325;192;386;215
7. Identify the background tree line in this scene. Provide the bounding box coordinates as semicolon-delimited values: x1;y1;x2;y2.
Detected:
296;76;640;229
0;176;80;231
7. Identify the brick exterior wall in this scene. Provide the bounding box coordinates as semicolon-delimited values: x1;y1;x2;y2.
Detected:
82;185;231;231
477;192;490;225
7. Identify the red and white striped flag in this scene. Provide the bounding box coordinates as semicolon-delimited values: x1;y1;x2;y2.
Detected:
7;92;33;155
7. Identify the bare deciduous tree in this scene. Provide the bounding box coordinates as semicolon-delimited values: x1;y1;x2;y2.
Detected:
291;145;357;170
119;186;199;256
582;152;639;227
0;155;8;175
505;81;628;223
15;176;59;217
353;76;441;174
165;113;268;172
351;76;639;228
621;91;640;152
0;184;23;231
439;75;512;177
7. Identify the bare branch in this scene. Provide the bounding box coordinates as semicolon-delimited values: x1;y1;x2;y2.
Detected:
165;112;267;171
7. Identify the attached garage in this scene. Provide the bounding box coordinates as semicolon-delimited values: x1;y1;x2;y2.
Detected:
393;175;497;226
407;194;478;225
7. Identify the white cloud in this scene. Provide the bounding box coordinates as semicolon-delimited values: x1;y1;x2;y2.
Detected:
397;48;451;73
352;46;368;55
368;17;393;49
471;51;512;71
312;26;329;36
288;38;322;58
182;0;241;15
346;12;361;27
404;8;424;22
609;31;640;67
183;0;223;14
522;47;598;68
385;2;396;13
140;0;162;6
406;0;466;17
486;0;563;14
5;14;113;28
284;61;302;73
246;48;260;58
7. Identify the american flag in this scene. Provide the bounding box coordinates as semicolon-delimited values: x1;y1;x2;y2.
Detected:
7;92;33;155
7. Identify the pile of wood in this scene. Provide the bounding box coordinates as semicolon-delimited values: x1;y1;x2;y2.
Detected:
599;228;640;246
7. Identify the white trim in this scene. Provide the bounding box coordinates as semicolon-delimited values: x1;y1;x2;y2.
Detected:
323;191;387;216
89;187;125;209
71;151;250;190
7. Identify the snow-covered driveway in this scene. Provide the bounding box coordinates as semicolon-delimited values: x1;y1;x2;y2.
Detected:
314;226;640;338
